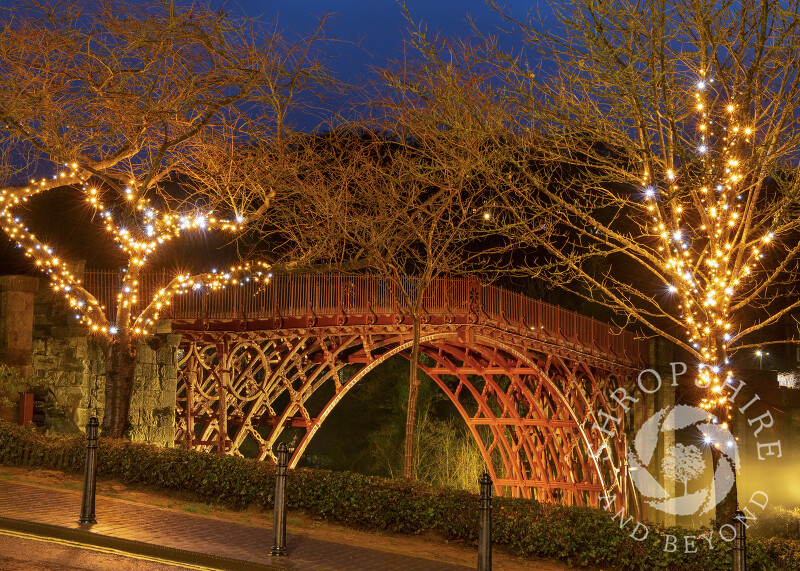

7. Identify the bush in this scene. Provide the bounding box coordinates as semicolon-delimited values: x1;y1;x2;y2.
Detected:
0;420;798;570
0;364;30;409
751;506;800;541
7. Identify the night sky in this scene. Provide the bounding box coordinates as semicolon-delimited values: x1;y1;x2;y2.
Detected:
229;0;525;81
0;1;539;273
224;1;540;130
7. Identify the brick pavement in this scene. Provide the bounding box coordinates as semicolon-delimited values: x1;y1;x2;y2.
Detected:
0;479;472;570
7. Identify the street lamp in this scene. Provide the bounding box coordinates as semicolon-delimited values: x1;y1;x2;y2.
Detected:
755;349;769;369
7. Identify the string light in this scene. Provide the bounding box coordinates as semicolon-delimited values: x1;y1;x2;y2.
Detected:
131;262;273;333
642;69;773;422
2;166;269;340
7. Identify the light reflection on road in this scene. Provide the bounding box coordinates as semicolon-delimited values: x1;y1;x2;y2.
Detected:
0;529;217;571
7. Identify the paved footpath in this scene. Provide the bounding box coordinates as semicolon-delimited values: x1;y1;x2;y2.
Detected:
0;479;472;570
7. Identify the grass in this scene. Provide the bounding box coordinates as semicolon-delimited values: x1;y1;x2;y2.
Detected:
182;502;212;515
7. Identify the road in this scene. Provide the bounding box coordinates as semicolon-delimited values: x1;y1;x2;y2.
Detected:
0;530;212;571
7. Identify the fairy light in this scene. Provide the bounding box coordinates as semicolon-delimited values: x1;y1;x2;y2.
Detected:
2;164;271;340
641;69;774;422
0;165;110;328
131;261;273;331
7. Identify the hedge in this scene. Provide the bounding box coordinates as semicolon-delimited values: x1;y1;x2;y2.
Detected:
0;420;797;570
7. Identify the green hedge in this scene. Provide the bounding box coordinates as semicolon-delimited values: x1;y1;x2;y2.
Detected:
0;421;797;570
752;506;800;541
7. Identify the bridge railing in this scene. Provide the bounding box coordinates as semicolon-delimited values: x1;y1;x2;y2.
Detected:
82;270;647;364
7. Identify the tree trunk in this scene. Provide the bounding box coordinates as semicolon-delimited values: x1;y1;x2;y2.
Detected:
403;314;421;480
103;339;137;438
712;443;738;527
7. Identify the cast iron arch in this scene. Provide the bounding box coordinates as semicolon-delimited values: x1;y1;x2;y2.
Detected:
176;324;635;510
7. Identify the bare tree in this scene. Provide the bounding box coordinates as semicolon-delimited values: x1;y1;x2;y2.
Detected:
0;0;332;437
261;33;520;479
265;128;509;480
462;0;800;521
371;35;523;481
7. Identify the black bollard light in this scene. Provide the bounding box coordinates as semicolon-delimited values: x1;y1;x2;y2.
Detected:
478;472;492;571
78;417;99;524
270;442;289;557
733;510;747;571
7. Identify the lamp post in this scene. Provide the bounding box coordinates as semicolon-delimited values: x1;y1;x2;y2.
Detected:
78;417;99;524
478;472;492;571
270;442;289;557
732;510;747;571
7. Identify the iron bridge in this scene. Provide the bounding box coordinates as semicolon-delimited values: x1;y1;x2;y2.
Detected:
88;271;649;510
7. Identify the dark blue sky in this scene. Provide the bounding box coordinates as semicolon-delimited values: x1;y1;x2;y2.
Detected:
229;1;530;82
219;1;539;128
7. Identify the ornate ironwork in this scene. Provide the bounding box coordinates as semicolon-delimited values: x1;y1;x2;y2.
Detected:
159;273;647;511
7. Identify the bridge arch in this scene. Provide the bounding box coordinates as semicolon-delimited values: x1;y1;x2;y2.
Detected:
85;271;646;510
175;323;636;509
285;329;624;504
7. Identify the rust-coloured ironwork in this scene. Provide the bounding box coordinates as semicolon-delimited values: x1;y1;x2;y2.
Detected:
18;392;34;426
82;271;646;362
82;271;646;510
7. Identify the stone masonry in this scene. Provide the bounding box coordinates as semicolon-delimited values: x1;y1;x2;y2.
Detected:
127;332;181;445
0;275;39;376
1;274;178;446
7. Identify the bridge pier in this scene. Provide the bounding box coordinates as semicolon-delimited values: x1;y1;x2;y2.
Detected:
127;331;182;445
630;337;680;528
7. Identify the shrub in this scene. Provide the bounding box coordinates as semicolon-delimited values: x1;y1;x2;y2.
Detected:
0;364;30;409
751;506;800;541
0;420;797;570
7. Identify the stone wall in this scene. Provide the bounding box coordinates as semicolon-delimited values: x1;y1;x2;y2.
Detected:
0;275;39;376
128;333;181;445
30;329;105;432
1;275;178;446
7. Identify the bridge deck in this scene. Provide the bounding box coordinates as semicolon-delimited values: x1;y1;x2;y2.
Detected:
83;271;647;367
